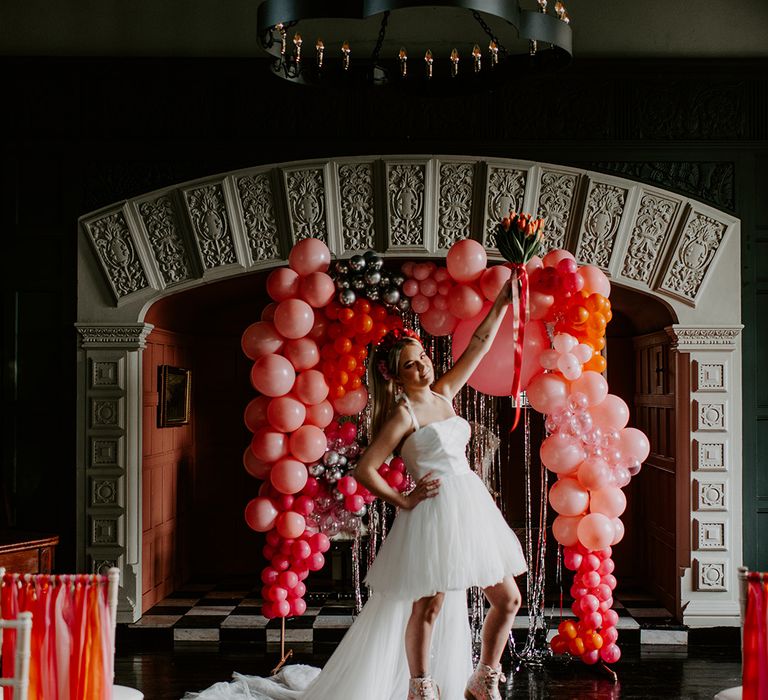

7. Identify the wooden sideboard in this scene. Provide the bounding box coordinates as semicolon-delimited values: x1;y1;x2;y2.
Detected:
0;531;59;574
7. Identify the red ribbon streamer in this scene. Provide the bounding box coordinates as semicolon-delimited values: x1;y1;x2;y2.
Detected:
510;264;529;431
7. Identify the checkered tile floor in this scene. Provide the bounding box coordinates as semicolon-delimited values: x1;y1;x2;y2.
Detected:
124;579;689;647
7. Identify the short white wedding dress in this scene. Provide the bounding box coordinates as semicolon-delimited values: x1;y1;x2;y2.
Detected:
185;392;526;700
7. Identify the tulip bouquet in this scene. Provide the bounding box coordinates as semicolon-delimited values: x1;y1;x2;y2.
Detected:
496;212;546;264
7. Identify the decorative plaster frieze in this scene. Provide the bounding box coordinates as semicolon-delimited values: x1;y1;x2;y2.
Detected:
235;172;282;262
91;359;124;389
483;166;527;250
694;400;727;431
136;194;194;286
576;180;628;269
386;163;426;248
283;167;329;243
182;182;238;269
337;163;376;251
437;161;475;249
76;323;154;349
535;169;578;251
659;209;729;304
91;478;119;506
665;325;742;351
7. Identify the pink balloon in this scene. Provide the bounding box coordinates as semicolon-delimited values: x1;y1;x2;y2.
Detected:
552;515;583;546
589;395;629;431
251;354;296;397
243;447;271;480
276;511;306;539
446;239;487;282
549;477;590;516
305;400;334;428
413;263;432;281
266;268;301;302
542;249;576;268
563;548;583;571
289;425;327;463
337;476;358;496
271;457;309;494
570;371;608;407
577;513;615;551
526;373;570;414
267;396;307;433
310;532;331;553
577;457;612;491
307;552;325;571
299;271;335;308
411;294;431;314
618;427;650;463
452;303;547;396
479;266;512;301
432;295;449;311
447;284;484;319
539;349;559;371
403;279;419;296
261;303;277;321
245;497;279;532
345;494;365;512
419;278;438;297
250;427;289;463
611;518;625;545
590;487;627;518
434;267;450;282
529;291;555;321
290;597;307;616
420;308;459;337
401;262;415;277
578;265;611;297
540;434;587;475
282;337;320;371
241;321;284;360
274;299;314;339
279;570;299;589
331;386;369;416
288;238;331;276
294;369;329;405
525;256;544;275
557;352;582;381
600;644;621;664
582;571;601;588
291;540;312;560
244;395;271;432
292;496;315;517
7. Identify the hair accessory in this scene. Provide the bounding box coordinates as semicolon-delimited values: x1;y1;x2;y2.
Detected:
374;328;421;381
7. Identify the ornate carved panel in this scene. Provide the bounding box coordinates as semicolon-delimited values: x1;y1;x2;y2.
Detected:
136;195;193;286
694;479;727;511
284;168;328;243
693;438;727;472
694;520;727;551
437;162;474;249
338;163;375;250
91;399;121;428
91;359;123;389
91;517;120;546
694;361;727;392
91;558;119;576
83;211;149;300
236;173;282;262
90;437;122;468
535;170;578;251
386;163;425;247
695;560;727;592
695;400;727;431
91;478;119;506
484;166;527;249
576;181;628;269
621;191;680;284
659;210;728;303
182;183;237;269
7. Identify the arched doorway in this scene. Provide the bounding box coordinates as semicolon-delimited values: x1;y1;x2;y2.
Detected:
75;156;742;626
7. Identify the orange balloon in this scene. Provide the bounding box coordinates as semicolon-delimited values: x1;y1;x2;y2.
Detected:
334;336;353;355
592;336;606;350
550;635;569;655
354;313;373;335
586;293;608;313
334;370;349;386
371;305;388;321
604;309;613;322
568;637;586;656
558;620;578;640
567;305;589;326
331;385;346;399
339;354;357;373
585;354;607;373
349;376;362;390
353;299;371;314
587;312;607;333
584;631;604;651
338;309;355;325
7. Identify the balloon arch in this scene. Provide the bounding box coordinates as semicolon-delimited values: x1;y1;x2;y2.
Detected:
241;230;649;668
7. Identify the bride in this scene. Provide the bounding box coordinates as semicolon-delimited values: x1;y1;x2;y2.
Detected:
186;279;527;700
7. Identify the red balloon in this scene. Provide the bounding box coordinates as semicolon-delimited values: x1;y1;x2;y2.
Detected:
299;271;336;308
266;268;300;302
307;552;326;571
243;447;271;480
278;570;299;589
310;532;331;553
251;354;296;397
244;395;271;432
283;337;320;371
292;495;315;516
245;497;278;532
294;370;329;405
291;540;312;560
241;321;284;360
261;567;279;585
288;238;331;276
290;597;307;616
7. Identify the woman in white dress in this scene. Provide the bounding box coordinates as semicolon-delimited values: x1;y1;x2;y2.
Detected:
186;280;526;700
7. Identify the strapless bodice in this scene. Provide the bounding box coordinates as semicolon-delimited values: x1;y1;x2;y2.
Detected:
399;415;472;480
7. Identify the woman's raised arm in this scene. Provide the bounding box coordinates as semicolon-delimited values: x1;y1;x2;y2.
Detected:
433;276;514;399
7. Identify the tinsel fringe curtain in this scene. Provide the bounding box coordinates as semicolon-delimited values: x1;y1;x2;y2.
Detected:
743;573;768;700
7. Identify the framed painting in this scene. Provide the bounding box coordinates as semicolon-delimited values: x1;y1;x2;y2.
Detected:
158;365;191;427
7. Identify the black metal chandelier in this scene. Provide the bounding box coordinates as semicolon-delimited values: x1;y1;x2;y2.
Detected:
257;0;573;88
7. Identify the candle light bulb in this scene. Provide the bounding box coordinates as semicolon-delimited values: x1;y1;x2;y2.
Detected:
555;2;568;20
293;33;303;63
425;49;433;79
399;47;408;78
316;39;325;68
488;41;499;67
450;48;459;77
342;41;351;71
276;23;287;56
537;0;548;11
472;44;482;73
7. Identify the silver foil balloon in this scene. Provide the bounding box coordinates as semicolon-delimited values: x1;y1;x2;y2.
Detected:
397;297;411;311
334;260;350;275
338;455;348;467
383;287;401;305
323;450;340;467
354;505;367;517
391;274;405;287
349;254;366;272
367;286;380;301
308;463;326;478
333;489;346;501
379;274;391;287
366;255;383;271
338;289;356;306
335;277;350;290
364;270;381;286
351;274;367;290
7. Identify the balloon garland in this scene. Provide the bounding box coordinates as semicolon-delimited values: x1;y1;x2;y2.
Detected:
241;219;649;670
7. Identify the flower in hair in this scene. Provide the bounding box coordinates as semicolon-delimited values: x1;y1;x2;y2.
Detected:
374;328;421;381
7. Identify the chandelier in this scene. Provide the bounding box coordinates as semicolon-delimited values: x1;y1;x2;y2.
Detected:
257;0;573;88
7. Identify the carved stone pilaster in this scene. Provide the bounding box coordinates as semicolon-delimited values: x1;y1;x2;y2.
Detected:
75;323;152;623
665;324;743;626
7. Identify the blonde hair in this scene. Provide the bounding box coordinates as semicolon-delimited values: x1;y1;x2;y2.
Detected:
369;337;421;439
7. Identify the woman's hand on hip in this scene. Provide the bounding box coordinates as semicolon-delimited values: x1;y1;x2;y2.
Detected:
402;471;440;510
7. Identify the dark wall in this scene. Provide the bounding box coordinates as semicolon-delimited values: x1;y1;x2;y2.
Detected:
1;56;766;571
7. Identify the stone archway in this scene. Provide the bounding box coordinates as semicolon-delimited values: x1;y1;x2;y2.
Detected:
75;156;742;624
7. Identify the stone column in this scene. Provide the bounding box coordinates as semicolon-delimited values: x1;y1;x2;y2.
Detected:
75;323;154;623
667;325;743;627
